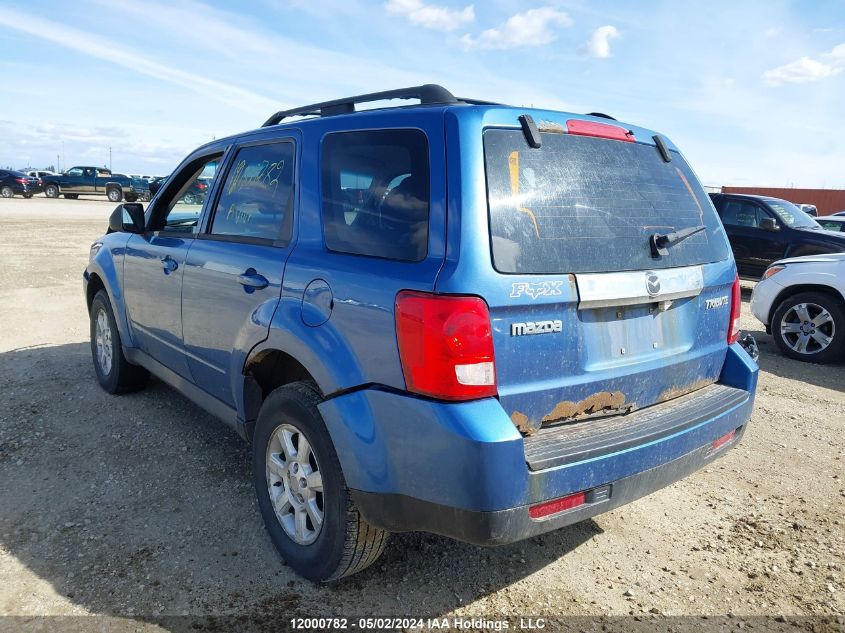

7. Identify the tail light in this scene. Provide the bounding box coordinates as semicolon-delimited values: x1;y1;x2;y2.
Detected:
15;178;27;184
395;291;497;401
728;275;741;344
196;182;207;190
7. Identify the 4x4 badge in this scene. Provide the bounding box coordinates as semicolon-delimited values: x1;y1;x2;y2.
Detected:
510;281;564;300
645;272;661;297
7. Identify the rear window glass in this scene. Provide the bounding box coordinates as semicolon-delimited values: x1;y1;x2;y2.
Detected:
321;129;429;262
484;129;730;274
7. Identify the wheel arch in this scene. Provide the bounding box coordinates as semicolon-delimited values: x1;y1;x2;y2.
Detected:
768;283;845;324
241;347;322;441
85;271;107;312
86;242;135;349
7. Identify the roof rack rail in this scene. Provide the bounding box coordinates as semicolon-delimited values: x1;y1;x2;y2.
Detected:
262;84;461;127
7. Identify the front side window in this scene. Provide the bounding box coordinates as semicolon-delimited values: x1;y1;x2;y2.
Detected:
66;168;83;177
151;155;221;233
210;142;295;241
321;129;429;262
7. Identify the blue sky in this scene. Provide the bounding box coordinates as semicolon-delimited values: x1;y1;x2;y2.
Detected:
1;0;843;187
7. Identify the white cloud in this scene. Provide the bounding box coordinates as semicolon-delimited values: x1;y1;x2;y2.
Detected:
763;42;845;86
764;26;783;37
461;7;572;50
385;0;474;31
580;25;619;58
0;8;278;112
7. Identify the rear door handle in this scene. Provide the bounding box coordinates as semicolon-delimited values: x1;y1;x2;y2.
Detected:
238;269;269;290
160;255;178;274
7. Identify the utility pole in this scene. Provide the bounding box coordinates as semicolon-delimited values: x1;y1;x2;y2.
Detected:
109;146;112;172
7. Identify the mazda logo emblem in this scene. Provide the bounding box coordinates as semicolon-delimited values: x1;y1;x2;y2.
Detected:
645;272;661;297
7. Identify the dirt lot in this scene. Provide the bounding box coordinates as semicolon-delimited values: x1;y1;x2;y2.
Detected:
0;197;843;629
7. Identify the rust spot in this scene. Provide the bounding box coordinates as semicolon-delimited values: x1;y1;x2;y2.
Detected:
657;377;716;403
541;391;629;424
510;389;635;435
510;411;538;435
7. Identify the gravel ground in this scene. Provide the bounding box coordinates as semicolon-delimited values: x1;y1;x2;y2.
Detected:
0;197;843;629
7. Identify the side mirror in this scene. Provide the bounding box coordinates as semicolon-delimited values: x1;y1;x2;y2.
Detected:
108;203;145;234
760;218;779;232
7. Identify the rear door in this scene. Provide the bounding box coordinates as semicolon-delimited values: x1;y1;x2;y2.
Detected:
477;124;736;433
180;137;297;406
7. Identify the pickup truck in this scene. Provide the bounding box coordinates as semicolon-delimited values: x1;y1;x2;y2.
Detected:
42;166;139;202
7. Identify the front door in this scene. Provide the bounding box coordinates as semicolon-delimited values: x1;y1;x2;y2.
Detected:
122;153;223;378
181;138;297;406
61;167;87;194
718;199;786;278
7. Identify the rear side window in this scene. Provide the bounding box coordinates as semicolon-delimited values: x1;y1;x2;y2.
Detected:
321;129;429;262
484;130;730;274
211;142;295;242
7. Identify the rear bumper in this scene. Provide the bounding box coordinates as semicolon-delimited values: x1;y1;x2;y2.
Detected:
5;184;42;195
352;427;743;545
320;344;757;545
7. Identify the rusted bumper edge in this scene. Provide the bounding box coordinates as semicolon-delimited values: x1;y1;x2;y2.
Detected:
350;426;745;546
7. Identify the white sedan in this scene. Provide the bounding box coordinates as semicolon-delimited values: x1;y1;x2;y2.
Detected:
751;253;845;363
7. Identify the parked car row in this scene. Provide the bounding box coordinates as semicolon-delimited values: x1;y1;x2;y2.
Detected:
710;194;845;364
1;168;205;205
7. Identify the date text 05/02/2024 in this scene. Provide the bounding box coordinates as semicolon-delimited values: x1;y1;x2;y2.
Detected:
289;617;547;630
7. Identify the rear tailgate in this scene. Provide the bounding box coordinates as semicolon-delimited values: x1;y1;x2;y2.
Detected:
480;122;735;434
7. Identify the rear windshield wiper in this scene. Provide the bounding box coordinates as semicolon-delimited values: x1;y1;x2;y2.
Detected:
649;224;706;258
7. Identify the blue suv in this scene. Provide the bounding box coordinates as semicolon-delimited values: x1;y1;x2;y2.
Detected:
84;85;758;582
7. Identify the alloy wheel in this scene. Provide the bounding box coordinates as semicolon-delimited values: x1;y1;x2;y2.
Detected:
265;423;324;545
780;302;835;355
94;308;113;375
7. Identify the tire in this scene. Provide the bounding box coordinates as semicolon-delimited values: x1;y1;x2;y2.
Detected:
107;187;122;203
89;290;149;393
771;291;845;363
252;382;388;582
125;193;139;203
64;194;78;200
45;184;59;198
1;186;13;198
140;192;151;202
23;193;33;199
182;192;197;205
